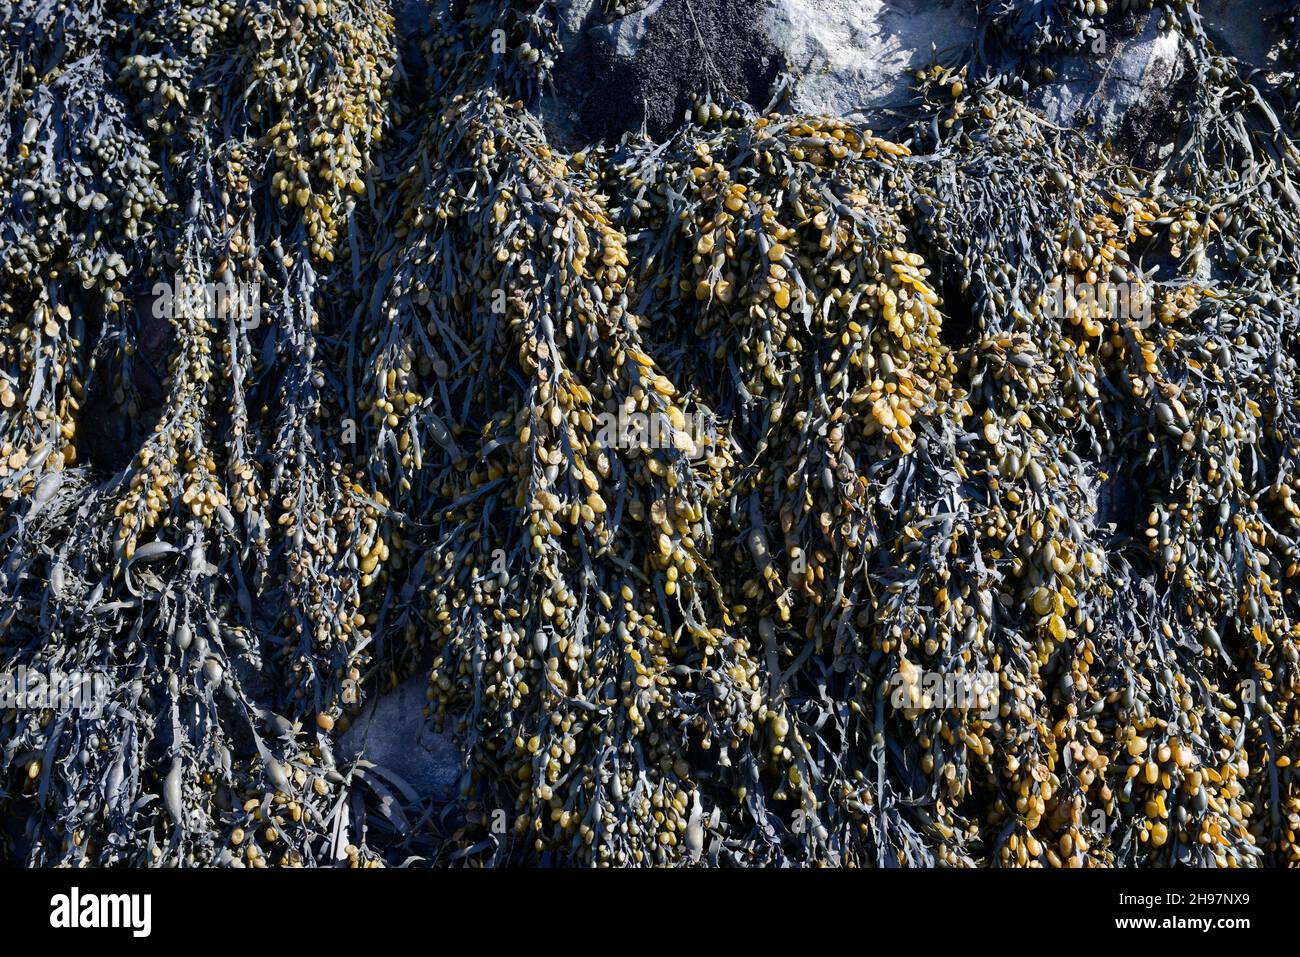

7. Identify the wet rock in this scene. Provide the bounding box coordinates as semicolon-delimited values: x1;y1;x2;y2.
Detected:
340;676;460;801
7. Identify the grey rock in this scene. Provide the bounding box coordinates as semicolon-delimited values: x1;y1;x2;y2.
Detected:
1200;0;1287;69
340;676;460;801
1021;1;1288;160
556;0;599;47
1030;13;1185;159
547;0;1232;151
590;0;665;59
549;0;975;143
764;0;976;117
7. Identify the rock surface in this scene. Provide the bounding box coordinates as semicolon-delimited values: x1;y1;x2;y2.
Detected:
1200;0;1287;68
549;0;782;143
340;676;461;801
1029;12;1185;161
383;2;1292;150
763;0;976;118
547;0;976;143
1024;0;1290;159
545;0;1208;146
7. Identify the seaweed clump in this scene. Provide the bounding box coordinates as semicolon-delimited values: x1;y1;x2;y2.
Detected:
1;0;1299;868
